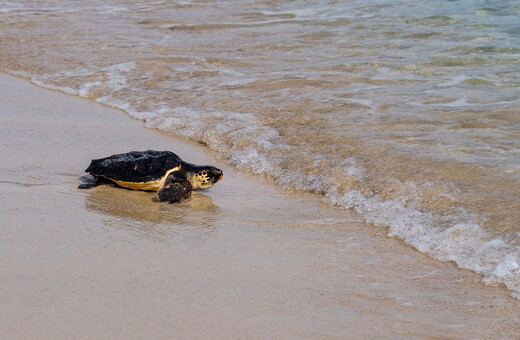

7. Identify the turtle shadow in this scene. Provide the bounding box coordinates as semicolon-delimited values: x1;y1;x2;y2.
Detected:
83;184;220;239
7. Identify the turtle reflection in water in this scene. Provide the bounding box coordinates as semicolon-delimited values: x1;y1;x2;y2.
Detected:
79;150;223;203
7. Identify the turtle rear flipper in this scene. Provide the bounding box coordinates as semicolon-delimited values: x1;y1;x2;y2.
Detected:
78;175;114;189
78;182;95;189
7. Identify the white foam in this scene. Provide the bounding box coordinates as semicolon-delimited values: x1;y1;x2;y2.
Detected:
219;78;258;88
96;95;156;121
78;81;102;97
177;1;195;6
95;6;128;15
0;2;23;13
438;98;470;107
436;75;474;87
30;77;78;95
327;189;520;297
27;62;136;104
343;98;374;108
341;157;364;178
347;84;386;93
230;148;274;175
102;62;135;91
6;70;32;78
261;8;324;18
0;3;73;14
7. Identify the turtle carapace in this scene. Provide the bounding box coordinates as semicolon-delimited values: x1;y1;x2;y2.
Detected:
78;150;223;203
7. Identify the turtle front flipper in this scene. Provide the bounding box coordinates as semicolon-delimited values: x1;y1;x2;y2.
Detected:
157;173;192;203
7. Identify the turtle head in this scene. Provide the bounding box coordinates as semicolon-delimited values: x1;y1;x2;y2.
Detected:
188;166;223;190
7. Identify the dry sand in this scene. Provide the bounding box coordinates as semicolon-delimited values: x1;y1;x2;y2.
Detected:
0;73;518;339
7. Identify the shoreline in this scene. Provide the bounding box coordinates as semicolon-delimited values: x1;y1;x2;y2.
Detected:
1;73;518;338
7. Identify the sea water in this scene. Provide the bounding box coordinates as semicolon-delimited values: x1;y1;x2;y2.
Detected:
1;0;519;297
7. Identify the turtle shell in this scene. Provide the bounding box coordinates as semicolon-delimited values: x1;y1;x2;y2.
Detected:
85;150;184;191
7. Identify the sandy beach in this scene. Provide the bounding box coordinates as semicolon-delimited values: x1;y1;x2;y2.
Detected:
0;73;518;339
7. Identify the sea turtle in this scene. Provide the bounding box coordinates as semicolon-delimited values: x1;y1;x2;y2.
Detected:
78;150;223;203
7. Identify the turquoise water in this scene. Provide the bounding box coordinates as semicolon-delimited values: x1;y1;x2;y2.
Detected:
1;0;519;297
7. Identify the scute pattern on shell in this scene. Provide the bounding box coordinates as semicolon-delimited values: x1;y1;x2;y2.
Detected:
85;150;183;183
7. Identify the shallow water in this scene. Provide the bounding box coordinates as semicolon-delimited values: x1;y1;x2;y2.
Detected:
2;73;519;338
1;0;519;297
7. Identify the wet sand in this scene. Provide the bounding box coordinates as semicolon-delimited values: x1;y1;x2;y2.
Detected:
0;73;518;339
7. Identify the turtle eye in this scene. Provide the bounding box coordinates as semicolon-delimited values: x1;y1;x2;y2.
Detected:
202;170;207;176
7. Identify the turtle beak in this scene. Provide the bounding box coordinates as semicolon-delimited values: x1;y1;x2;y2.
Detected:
215;170;223;182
